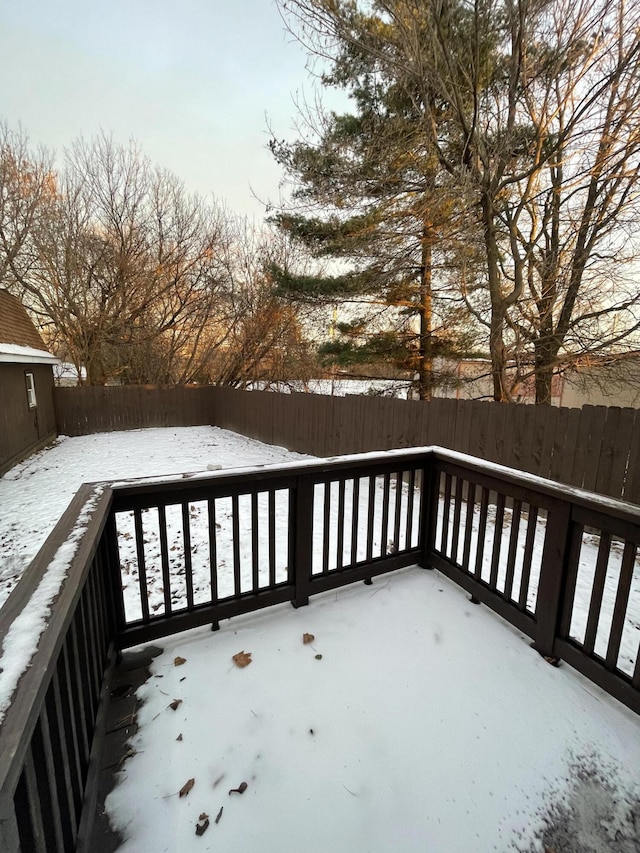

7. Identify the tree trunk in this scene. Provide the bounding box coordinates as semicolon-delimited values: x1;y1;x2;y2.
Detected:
534;335;558;405
418;218;434;400
482;193;509;402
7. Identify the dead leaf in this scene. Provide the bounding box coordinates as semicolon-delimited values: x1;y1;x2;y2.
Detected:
179;778;195;798
176;733;183;741
169;699;182;711
303;632;315;644
215;806;223;824
228;781;248;795
199;812;208;821
195;818;209;836
174;656;187;666
232;651;252;668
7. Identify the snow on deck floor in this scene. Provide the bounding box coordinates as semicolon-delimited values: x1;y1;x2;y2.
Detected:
0;426;308;609
105;566;640;853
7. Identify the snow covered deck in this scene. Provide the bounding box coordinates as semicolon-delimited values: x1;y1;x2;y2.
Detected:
0;428;639;853
99;566;640;853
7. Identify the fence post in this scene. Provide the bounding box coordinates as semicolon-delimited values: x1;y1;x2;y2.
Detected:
531;498;572;660
291;475;314;608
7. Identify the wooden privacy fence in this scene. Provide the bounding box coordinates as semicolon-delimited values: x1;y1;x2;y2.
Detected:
54;386;640;502
0;447;639;851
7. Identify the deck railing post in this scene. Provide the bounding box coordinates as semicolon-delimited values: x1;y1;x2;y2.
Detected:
419;453;437;570
102;510;127;650
292;474;314;608
532;498;572;660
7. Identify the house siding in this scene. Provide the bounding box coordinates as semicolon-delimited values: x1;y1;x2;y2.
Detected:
0;363;57;475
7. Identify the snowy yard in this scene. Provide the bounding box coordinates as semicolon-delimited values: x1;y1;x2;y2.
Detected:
1;426;639;851
0;426;308;609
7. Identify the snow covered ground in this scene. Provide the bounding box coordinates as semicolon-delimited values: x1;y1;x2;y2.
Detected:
0;426;308;609
1;427;639;851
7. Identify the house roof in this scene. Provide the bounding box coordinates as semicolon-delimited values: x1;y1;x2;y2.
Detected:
0;290;60;365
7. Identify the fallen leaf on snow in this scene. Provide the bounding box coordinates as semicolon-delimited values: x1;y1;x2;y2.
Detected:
179;778;195;798
215;806;224;824
199;812;208;821
169;699;182;711
315;654;323;660
176;733;183;741
232;651;252;668
195;818;209;836
229;781;248;795
174;656;187;666
303;632;315;644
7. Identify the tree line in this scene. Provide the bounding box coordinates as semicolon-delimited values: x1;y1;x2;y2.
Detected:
271;0;640;402
3;0;640;402
0;126;314;386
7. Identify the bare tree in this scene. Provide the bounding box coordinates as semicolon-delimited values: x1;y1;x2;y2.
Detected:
9;134;228;384
277;0;640;401
0;123;54;293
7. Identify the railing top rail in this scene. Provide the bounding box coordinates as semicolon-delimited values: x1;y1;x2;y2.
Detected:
432;447;640;526
105;444;640;526
105;446;435;505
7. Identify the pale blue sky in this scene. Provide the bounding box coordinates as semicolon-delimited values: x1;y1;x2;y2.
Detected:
0;0;332;218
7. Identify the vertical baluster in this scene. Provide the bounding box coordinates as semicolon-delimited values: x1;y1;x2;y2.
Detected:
322;482;331;574
503;499;522;601
182;503;194;609
582;532;612;654
158;504;172;615
45;680;77;850
16;750;46;853
393;472;403;554
232;494;241;595
489;494;506;589
133;508;150;622
405;469;416;548
68;621;91;771
208;499;219;601
103;512;126;635
81;582;101;712
32;708;65;852
366;475;376;561
605;540;637;671
461;481;476;572
56;649;83;817
350;477;360;565
90;554;107;665
336;479;346;570
441;473;452;556
381;473;391;555
450;476;463;564
252;491;260;590
474;487;490;578
518;507;539;611
287;487;296;585
268;490;276;587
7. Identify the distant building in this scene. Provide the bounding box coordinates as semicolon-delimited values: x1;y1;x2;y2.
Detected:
0;290;60;474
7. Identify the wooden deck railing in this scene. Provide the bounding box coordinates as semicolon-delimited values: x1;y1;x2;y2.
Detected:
0;448;638;852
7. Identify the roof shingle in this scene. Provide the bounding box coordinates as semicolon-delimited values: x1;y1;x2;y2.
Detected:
0;290;49;351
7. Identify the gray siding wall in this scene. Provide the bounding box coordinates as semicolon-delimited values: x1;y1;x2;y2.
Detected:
0;363;56;475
